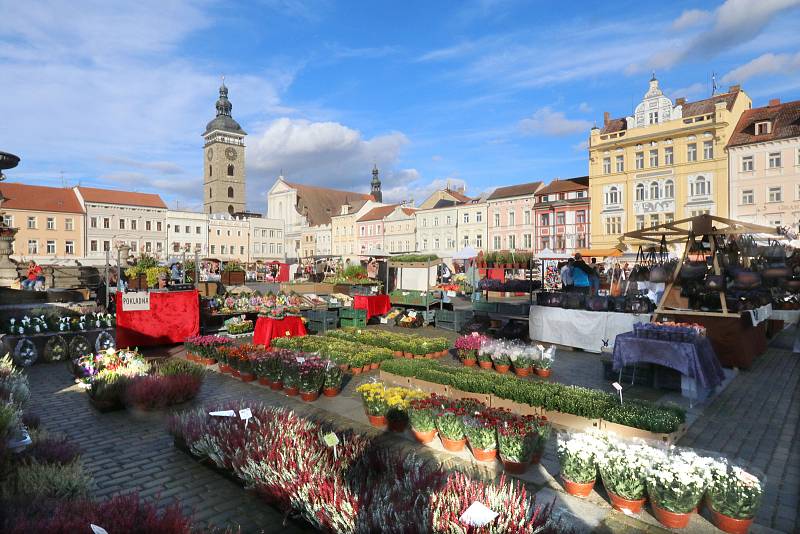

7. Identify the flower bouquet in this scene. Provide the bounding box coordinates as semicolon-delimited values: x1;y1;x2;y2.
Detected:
408;396;438;443
464;412;498;462
646;450;710;528
435;406;466;452
597;441;652;514
706;461;763;534
556;431;605;496
356;382;389;427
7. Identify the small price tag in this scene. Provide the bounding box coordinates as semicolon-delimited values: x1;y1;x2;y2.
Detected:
239;407;253;428
285;330;291;336
459;501;498;527
447;290;457;297
91;525;109;534
408;310;417;318
612;382;623;405
209;410;236;417
330;298;339;304
296;356;306;364
322;432;340;447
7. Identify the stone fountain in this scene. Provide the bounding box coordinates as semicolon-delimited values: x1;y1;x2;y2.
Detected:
0;151;21;286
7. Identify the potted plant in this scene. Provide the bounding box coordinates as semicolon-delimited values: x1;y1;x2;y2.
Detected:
88;372;129;412
356;382;388;427
221;261;246;286
524;415;551;464
477;347;493;369
535;355;552;378
322;364;343;397
464;414;497;462
298;359;324;402
491;352;511;374
646;452;709;529
511;353;533;377
282;358;300;396
706;462;762;534
454;333;483;367
237;351;256;382
497;419;532;474
557;432;604;497
598;442;651;515
436;409;466;452
408;397;437;443
267;352;284;389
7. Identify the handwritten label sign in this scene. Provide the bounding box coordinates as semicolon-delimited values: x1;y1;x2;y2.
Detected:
322;432;340;447
239;408;253;428
612;382;623;405
209;410;236;417
459;502;498;527
121;292;150;311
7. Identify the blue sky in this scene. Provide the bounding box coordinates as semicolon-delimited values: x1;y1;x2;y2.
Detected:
2;0;800;212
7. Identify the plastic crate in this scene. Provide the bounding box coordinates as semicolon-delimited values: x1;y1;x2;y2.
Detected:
308;309;338;322
308;316;338;333
340;317;367;328
339;307;367;320
473;301;498;313
497;302;531;316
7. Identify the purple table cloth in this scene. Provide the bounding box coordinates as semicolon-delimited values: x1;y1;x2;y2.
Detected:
612;332;725;389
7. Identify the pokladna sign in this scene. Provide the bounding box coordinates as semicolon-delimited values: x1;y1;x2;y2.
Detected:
121;292;151;311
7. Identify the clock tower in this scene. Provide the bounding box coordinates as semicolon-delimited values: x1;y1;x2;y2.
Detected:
203;79;247;215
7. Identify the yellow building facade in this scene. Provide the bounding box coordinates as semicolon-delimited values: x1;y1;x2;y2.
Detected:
589;78;751;248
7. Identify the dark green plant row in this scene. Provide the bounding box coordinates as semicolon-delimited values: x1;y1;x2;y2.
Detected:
380;359;685;434
389;254;439;263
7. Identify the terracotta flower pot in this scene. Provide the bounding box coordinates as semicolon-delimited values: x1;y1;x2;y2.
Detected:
388;418;408;433
494;364;510;374
351;367;362;375
219;364;232;373
338;363;349;371
514;366;532;377
478;360;493;369
258;377;272;386
284;385;299;396
440;350;449;357
361;365;370;373
323;387;340;397
440;436;467;452
463;358;477;367
186;353;197;362
535;368;552;378
300;391;319;402
232;369;241;378
370;362;379;370
404;352;413;358
607;491;647;515
393;351;403;357
240;372;256;382
501;459;528;475
709;506;754;534
651;503;691;529
561;476;595;498
412;428;437;444
270;380;283;390
470;446;497;462
367;414;387;427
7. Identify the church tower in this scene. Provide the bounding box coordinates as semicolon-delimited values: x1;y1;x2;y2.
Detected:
203;79;247;215
370;164;382;202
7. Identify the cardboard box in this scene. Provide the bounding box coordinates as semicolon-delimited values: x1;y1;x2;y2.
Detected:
542;410;601;432
378;370;410;387
407;377;448;396
448;388;491;407
599;420;687;445
490;396;541;416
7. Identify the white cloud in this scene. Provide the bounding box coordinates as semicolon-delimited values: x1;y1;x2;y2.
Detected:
572;140;589;152
382;175;468;205
671;9;712;31
578;102;592;113
721;51;800;83
519;107;592;137
670;82;708;100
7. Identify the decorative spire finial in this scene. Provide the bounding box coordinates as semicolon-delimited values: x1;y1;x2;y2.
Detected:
651;70;656;81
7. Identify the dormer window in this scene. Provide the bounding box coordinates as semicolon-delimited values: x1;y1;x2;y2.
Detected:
755;121;771;135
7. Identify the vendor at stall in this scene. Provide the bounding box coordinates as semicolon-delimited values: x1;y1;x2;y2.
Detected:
572;254;593;295
560;259;574;291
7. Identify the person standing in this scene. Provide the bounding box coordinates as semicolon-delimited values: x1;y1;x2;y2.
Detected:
560;258;574;291
571;253;592;295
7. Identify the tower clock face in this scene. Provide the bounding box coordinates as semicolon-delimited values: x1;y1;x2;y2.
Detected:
207;148;213;160
225;147;237;160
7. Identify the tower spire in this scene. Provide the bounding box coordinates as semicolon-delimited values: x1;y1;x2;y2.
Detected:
370;164;382;203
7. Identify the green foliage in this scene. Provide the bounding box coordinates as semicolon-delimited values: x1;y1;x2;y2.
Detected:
89;372;130;403
272;335;393;367
343;265;367;278
155;358;205;380
435;412;464;440
390;254;439;263
223;260;245;272
13;460;91;500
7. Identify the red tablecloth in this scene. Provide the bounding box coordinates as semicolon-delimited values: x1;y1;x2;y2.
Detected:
353;294;391;319
253;316;307;347
116;290;199;348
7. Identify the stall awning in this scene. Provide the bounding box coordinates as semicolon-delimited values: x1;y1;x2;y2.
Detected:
575;248;622;258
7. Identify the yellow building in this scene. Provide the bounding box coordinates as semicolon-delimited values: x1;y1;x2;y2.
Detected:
589;77;751;248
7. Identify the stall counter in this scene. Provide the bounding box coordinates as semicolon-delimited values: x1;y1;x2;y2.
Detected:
116;290;199;348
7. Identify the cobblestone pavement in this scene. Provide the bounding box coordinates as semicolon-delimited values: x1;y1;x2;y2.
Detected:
23;328;797;533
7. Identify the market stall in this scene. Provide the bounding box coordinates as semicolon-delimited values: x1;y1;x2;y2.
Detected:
115;289;199;348
387;255;443;325
535;248;571;290
252;315;307;347
353;294;391;320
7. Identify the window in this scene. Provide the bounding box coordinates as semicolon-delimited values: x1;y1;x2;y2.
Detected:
103;217;110;229
768;152;781;168
556;212;565;225
47;217;55;230
703;141;713;160
227;186;234;198
240;246;245;255
524;210;531;225
196;226;201;234
664;180;674;198
90;240;98;252
422;218;427;228
523;234;532;248
493;212;500;226
476;234;483;248
184;225;190;234
649;214;659;227
742;155;754;172
755;121;771;135
540;213;550;227
508;211;515;226
648;110;659;124
508;235;516;249
649;149;658;167
463;212;469;224
227;165;234;176
422;239;428;249
209;166;213;177
603;157;611;174
27;216;36;229
174;225;180;234
741;189;754;204
615;155;624;172
687;143;697;162
210;245;216;254
130;219;137;230
635;152;644;169
119;218;125;230
221;245;227;254
2;215;11;227
650;181;660;199
606;186;620;205
146;220;151;231
664;213;674;223
476;211;482;223
576;210;586;223
28;240;38;254
635;183;646;201
664;147;673;165
636;215;645;230
46;240;56;254
463;234;469;247
156;222;162;232
576;190;586;198
103;241;111;252
691;176;708;197
130;241;137;253
604;217;622;234
433;217;438;226
90;217;97;229
446;215;452;225
540;237;550;250
493;236;501;249
768;187;782;203
434;238;440;249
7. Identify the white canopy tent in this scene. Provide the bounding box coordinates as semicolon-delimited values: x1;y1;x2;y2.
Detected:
453;247;478;260
536;248;571;260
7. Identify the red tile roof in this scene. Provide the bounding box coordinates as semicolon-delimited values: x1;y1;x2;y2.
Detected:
400;207;417;216
727;99;800;148
357;204;399;222
77;186;167;209
286;181;373;226
0;182;84;213
445;189;472;203
537;176;589;195
487;181;544;200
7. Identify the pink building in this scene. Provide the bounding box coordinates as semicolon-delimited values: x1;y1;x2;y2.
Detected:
534;177;590;255
486;181;544;251
356;204;398;254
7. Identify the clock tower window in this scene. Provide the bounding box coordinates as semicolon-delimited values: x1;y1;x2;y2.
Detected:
209;166;212;176
227;186;234;198
227;164;234;176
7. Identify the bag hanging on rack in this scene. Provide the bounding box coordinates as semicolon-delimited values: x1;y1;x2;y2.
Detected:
609;267;625;297
705;274;725;290
563;292;585;310
762;239;785;263
649;235;670;283
630;245;650;282
585;295;609;312
680;233;708;281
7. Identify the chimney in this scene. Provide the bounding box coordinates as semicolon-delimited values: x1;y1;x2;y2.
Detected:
603;112;610;126
675;97;686;106
728;84;740;93
769;98;780;106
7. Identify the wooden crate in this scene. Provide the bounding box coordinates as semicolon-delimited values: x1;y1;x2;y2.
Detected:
447;388;492;407
599;420;687;445
378;370;410;387
490;396;541;416
542;410;601;432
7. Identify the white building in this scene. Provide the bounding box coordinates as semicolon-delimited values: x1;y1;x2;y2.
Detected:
249;216;285;261
455;199;488;251
415;204;461;258
166;210;208;258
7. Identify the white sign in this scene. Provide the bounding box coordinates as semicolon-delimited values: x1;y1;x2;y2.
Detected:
612;382;623;405
322;432;340;447
209;410;236;417
459;502;498;527
121;291;150;311
447;290;457;297
91;525;109;534
239;408;253;428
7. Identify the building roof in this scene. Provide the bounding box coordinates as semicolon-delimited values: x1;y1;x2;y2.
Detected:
537;176;589;196
0;182;84;213
727;99;800;148
286;181;373;226
487;181;544;200
77;186;167;209
204;82;246;136
357;204;399;222
446;189;472;203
